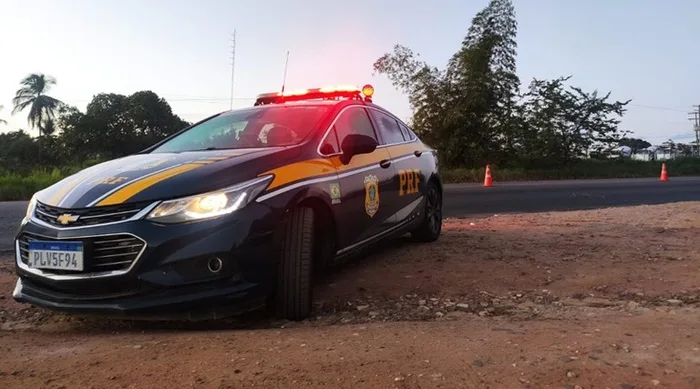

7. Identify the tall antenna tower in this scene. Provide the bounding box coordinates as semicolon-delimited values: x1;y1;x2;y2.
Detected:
229;29;237;110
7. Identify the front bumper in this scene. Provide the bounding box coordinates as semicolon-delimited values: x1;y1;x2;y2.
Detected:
12;276;268;321
12;202;280;320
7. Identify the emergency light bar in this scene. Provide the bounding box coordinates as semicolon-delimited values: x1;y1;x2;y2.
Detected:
254;84;375;106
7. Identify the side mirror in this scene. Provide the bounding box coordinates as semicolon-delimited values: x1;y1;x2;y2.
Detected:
340;134;378;164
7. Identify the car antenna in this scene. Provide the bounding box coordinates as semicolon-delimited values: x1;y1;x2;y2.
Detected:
281;50;290;94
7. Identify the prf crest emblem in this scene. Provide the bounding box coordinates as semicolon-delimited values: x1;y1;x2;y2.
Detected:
364;174;379;217
329;183;342;205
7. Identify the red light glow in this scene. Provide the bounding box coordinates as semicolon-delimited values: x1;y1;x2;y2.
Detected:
255;84;374;106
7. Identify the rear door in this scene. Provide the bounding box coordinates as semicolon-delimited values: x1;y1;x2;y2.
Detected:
367;108;426;225
317;106;400;252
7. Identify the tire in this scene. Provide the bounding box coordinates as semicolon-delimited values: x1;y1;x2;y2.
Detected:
275;206;314;321
411;181;443;242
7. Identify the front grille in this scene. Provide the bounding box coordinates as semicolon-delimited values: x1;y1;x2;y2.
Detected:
18;232;145;274
34;201;149;228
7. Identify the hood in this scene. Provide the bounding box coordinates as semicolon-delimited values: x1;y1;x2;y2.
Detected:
36;148;290;209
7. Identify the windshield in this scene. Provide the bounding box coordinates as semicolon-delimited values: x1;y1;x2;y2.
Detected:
150;105;331;153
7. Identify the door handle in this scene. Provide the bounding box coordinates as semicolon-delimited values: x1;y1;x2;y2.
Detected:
414;150;423;157
379;159;392;169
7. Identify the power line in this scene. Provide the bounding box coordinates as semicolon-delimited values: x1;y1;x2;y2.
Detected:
627;103;689;113
58;97;256;103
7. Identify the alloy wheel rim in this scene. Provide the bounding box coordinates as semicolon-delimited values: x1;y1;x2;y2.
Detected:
426;188;442;234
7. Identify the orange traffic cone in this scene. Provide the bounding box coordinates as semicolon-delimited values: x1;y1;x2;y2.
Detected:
660;163;668;182
483;165;493;187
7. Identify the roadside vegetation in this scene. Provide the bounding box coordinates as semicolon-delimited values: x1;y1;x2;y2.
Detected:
442;157;700;183
0;0;697;201
1;158;698;201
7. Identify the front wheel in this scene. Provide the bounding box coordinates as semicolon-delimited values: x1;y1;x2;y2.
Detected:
274;206;314;321
411;181;442;242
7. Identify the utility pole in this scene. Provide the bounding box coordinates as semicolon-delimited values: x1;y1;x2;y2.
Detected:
229;29;237;110
689;105;700;156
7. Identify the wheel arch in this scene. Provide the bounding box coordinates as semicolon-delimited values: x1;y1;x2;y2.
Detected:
287;188;338;269
427;172;443;199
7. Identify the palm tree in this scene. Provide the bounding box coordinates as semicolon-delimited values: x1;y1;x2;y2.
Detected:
12;73;63;136
0;105;7;125
41;117;56;136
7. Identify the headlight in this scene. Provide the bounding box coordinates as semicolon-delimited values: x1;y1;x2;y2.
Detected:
146;175;273;224
23;194;38;223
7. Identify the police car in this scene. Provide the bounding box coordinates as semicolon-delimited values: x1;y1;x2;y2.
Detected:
12;84;443;321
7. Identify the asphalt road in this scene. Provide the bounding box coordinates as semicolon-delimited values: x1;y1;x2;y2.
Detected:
2;176;699;252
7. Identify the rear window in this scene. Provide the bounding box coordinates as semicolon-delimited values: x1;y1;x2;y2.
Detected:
151;105;330;153
399;122;417;140
369;109;405;145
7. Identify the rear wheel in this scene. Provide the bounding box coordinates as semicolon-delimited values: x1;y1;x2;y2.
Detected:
411;181;442;242
275;206;314;321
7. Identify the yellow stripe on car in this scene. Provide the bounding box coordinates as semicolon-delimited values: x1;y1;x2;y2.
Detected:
260;142;431;190
263;159;337;190
96;163;202;206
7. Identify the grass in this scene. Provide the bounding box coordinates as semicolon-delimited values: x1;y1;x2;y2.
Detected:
441;158;700;183
1;158;700;201
0;166;84;202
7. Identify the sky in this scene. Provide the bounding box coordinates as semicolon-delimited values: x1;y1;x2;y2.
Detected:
1;0;698;145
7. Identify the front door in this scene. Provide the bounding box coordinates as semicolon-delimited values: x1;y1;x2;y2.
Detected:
317;106;400;251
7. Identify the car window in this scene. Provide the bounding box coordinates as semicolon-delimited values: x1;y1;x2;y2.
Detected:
369;109;405;145
319;126;340;154
396;122;410;140
330;107;378;151
399;122;417;141
151;105;330;153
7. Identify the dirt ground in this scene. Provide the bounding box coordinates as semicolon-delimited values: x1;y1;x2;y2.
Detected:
1;202;700;389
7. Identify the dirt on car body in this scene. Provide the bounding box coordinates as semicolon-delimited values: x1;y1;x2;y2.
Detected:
1;202;700;388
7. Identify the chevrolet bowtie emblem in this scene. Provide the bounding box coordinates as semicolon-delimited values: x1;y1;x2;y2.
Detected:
56;213;80;225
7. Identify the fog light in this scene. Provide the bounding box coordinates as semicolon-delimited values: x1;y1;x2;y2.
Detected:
207;257;223;273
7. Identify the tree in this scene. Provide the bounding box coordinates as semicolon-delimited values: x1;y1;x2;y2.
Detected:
676;142;693;156
618;137;651;153
374;0;520;167
518;76;631;164
128;91;190;145
0;130;40;171
58;90;191;162
447;0;519;112
374;0;632;168
0;105;7;125
40;117;57;136
373;45;447;150
12;73;64;137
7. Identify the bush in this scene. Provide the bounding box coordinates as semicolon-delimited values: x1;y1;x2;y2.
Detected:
0;169;67;201
442;157;700;183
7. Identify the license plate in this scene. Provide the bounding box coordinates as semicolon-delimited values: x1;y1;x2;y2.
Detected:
27;240;84;271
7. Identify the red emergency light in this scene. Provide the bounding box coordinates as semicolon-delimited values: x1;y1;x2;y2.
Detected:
254;84;374;106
